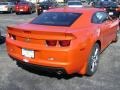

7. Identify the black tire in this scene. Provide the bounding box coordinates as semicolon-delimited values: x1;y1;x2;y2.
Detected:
118;24;120;34
119;13;120;19
29;9;32;14
86;43;100;76
9;9;13;14
37;12;40;15
37;9;42;16
0;36;5;44
113;26;119;42
113;34;118;42
16;12;19;15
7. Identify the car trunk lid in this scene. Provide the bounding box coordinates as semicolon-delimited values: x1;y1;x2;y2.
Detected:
7;23;75;41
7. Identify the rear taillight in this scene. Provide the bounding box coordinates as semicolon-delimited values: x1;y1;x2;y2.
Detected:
24;5;27;8
116;8;118;11
46;40;71;47
8;33;16;40
16;6;18;9
46;40;57;46
59;40;71;47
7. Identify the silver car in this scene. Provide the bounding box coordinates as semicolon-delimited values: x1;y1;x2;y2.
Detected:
0;2;15;13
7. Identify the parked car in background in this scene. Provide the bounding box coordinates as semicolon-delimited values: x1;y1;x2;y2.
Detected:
37;0;58;15
0;2;15;13
93;1;119;18
6;8;119;76
67;0;83;7
15;2;35;15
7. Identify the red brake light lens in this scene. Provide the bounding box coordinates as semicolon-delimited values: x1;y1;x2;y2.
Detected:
16;6;18;8
46;40;57;46
8;34;16;40
24;5;28;8
46;40;71;47
59;40;71;47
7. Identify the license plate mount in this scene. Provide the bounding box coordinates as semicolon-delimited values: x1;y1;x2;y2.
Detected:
22;48;34;58
20;9;23;11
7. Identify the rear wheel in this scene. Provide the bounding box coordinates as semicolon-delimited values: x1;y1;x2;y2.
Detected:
86;43;100;76
37;9;41;15
9;8;13;13
16;12;20;15
0;36;5;44
29;9;32;14
113;26;119;42
113;34;118;42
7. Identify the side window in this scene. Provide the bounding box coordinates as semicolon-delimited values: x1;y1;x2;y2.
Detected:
92;11;109;24
29;2;31;6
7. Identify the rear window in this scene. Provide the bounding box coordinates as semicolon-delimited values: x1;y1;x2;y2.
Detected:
18;2;28;5
31;12;81;26
0;2;8;5
41;2;49;5
68;2;82;5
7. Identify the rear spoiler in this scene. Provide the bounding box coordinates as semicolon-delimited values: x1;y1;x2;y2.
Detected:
7;26;76;40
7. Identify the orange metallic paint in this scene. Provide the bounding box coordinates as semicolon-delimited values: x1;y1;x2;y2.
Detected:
6;8;119;75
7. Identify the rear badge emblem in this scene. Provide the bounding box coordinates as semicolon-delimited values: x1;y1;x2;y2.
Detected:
25;38;30;42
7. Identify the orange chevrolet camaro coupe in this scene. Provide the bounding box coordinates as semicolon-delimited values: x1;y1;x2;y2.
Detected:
6;7;119;76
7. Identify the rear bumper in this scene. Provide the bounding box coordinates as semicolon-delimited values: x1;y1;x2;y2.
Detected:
6;38;88;75
15;9;29;13
11;56;67;75
0;9;9;12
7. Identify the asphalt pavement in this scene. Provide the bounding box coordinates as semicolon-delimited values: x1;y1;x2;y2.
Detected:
0;13;120;90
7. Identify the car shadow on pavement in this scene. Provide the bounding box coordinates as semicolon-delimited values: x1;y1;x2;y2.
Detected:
0;12;15;14
16;61;83;79
15;12;35;15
